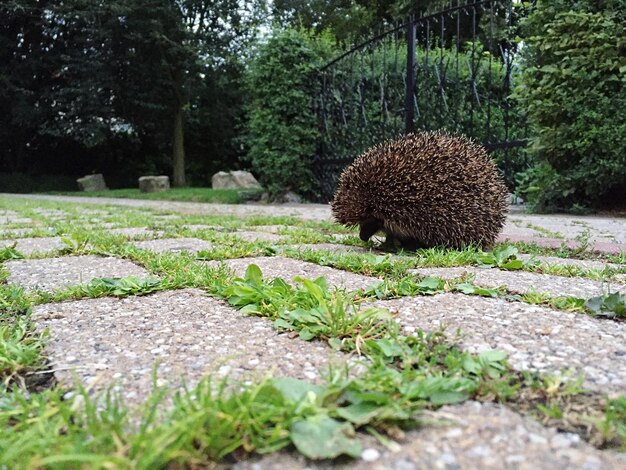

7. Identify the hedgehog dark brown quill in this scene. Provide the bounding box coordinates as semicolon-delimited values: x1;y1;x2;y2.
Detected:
331;131;508;250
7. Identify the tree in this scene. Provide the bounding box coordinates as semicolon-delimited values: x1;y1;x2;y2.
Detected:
0;0;265;187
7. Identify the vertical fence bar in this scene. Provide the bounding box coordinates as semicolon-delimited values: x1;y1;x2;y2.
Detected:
405;15;416;134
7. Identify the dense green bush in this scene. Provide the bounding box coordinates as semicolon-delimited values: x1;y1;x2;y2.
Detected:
245;30;335;198
517;1;626;211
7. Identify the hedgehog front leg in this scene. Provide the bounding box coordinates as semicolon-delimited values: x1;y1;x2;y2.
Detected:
359;219;382;241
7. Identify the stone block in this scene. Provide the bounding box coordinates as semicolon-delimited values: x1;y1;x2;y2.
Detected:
211;170;262;190
138;175;170;193
77;174;107;192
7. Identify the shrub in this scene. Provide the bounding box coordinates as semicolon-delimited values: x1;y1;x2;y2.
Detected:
517;1;626;210
245;29;335;198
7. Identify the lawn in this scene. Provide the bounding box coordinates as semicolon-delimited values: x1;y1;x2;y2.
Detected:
48;187;263;204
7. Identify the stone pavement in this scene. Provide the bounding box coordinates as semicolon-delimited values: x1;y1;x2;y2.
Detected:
1;194;625;468
5;193;626;253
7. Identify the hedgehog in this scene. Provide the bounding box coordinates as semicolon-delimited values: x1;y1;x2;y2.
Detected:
330;130;508;250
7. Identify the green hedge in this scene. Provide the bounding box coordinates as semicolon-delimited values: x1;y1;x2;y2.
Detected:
245;30;334;198
517;1;626;211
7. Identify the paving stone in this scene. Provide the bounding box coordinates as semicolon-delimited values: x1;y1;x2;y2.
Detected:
32;209;69;219
409;266;626;298
76;208;110;216
0;236;66;255
245;225;284;233
109;227;162;238
500;234;625;255
510;214;626;244
232;401;625;469
282;243;370;254
0;209;20;217
230;231;287;243
5;255;151;291
0;216;36;225
180;224;220;231
502;220;549;238
133;237;214;253
205;256;380;291
371;294;626;392
32;288;342;404
0;227;36;238
517;254;624;272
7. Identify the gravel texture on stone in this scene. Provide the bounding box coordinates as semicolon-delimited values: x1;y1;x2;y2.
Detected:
109;227;162;238
231;401;625;470
205;256;380;291
5;255;152;291
0;216;36;225
32;208;69;216
133;237;213;253
510;215;626;244
371;294;626;392
0;236;66;255
0;227;37;238
408;266;625;298
180;224;220;231
245;225;284;233
32;289;342;404
501;221;549;238
283;243;370;254
517;253;623;272
230;231;286;243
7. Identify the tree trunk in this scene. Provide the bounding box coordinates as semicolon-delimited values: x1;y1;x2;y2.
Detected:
172;105;186;187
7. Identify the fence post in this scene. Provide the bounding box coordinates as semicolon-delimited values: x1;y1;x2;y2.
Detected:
405;14;416;134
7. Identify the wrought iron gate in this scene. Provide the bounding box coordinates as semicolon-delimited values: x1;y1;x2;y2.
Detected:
314;0;529;202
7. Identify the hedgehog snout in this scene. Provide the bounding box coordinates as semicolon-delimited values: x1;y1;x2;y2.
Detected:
359;219;382;241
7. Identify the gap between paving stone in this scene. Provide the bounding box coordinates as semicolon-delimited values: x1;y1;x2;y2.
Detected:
371;294;626;393
133;237;214;253
230;401;625;470
32;288;344;405
0;237;66;256
5;255;152;291
409;266;626;298
204;256;380;291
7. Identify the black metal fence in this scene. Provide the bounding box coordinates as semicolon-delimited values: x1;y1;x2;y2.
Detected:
314;0;529;202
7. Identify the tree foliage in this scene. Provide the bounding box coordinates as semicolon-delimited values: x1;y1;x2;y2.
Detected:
0;0;264;188
517;0;626;210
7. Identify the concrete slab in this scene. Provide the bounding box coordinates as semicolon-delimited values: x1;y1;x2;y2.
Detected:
282;243;370;254
233;401;624;469
32;289;341;404
5;255;151;291
372;294;626;393
0;237;66;255
409;267;625;298
230;231;287;243
133;238;213;254
517;254;624;272
109;227;162;238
